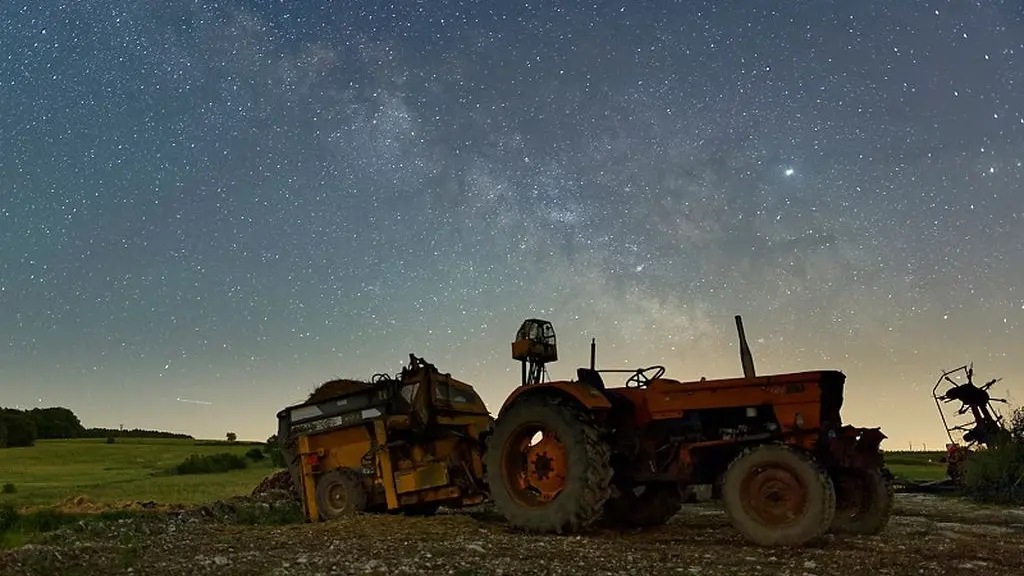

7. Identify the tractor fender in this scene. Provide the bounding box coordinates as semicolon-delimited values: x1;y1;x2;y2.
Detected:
497;381;612;417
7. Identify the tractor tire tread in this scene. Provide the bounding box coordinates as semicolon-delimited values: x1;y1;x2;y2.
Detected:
830;465;894;535
484;393;613;534
721;442;836;547
314;467;368;520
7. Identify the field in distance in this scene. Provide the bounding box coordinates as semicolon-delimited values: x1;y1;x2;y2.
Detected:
0;438;950;511
883;450;950;482
0;437;279;509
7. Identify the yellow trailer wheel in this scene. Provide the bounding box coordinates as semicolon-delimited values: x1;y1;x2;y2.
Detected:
315;468;367;520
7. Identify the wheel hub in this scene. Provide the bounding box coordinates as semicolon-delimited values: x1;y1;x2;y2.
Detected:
501;425;569;506
532;452;554;480
741;464;808;526
524;433;567;500
327;484;348;511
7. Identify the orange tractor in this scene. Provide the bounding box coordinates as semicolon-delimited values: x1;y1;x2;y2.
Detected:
483;316;892;546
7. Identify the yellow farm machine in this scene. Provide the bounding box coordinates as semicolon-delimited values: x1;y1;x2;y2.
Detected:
275;355;493;519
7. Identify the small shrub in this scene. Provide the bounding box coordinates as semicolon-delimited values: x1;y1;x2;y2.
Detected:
265;434;286;468
105;436;116;444
193;440;263;447
245;448;265;461
0;503;17;532
961;406;1024;505
171;452;248;475
1;483;15;494
961;441;1024;504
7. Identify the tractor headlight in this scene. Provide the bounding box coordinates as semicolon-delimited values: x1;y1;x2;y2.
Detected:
795;413;804;428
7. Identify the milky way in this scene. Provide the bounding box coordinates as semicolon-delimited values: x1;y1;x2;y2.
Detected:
2;1;1023;446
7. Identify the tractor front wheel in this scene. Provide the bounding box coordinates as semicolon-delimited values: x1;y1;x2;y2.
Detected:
484;394;613;534
830;466;894;534
314;468;368;520
721;444;836;547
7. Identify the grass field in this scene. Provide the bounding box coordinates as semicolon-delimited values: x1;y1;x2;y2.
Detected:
884;450;950;482
0;438;279;510
0;438;951;513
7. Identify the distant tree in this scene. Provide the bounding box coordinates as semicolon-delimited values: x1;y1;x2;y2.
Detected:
0;405;196;445
29;407;86;439
80;427;193;440
226;432;237;442
0;409;37;448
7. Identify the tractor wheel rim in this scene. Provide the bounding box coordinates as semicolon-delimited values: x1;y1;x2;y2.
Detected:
500;424;568;506
740;464;808;527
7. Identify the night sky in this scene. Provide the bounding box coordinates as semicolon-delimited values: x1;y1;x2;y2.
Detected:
2;1;1022;448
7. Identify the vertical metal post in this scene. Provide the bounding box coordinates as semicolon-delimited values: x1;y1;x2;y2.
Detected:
735;315;757;378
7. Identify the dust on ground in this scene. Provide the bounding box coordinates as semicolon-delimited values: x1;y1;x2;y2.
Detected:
2;490;1024;576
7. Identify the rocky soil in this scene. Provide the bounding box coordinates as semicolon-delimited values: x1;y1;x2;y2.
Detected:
2;490;1024;576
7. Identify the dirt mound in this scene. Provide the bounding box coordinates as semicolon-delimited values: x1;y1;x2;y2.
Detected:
19;495;186;515
306;378;374;403
179;490;303;524
54;495;108;514
251;470;299;500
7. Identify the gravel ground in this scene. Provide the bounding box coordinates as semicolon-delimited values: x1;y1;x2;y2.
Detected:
2;492;1024;576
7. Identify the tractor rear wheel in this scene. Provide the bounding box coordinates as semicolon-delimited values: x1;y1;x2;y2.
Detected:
600;482;683;528
484;394;613;533
829;466;894;534
721;444;835;547
314;468;368;520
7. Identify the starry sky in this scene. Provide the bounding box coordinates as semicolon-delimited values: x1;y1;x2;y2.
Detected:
2;1;1023;449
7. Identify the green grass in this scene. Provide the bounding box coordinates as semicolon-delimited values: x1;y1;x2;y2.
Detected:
0;438;280;509
0;439;951;514
884;450;949;481
0;504;146;549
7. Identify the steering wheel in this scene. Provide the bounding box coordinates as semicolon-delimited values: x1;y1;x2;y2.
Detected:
625;365;666;388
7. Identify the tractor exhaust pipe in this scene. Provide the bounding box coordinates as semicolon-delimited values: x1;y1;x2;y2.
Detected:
735;315;757;378
589;338;596;370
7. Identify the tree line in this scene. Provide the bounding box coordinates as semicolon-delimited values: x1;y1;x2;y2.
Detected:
0;406;193;448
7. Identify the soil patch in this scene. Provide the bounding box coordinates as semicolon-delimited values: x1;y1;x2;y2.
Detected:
2;493;1023;575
